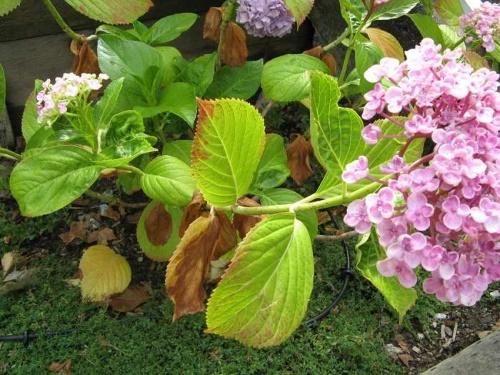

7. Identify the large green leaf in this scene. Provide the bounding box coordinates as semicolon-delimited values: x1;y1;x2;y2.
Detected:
356;230;417;322
64;0;152;24
355;41;384;93
339;0;366;33
0;64;5;115
258;188;318;239
21;92;43;143
369;0;420;22
408;14;445;47
316;119;424;199
10;146;103;217
97;35;162;82
148;13;198;45
250;134;289;192
178;53;217;97
206;213;314;347
205;60;264;100
283;0;314;25
141;155;195;207
162;140;192;166
94;78;125;127
134;82;197;125
192;99;265;207
309;71;364;174
0;0;21;16
261;54;330;102
434;0;464;26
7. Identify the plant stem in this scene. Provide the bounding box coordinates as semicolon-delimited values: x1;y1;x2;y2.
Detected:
118;165;145;176
315;231;358;242
323;28;350;52
452;37;466;50
231;180;382;216
0;147;21;161
42;0;84;42
338;47;353;84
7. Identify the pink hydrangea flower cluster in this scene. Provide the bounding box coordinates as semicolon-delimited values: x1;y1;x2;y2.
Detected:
459;1;500;53
36;73;108;123
344;38;500;306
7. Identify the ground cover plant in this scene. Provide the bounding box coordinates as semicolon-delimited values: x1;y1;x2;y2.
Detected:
0;0;499;353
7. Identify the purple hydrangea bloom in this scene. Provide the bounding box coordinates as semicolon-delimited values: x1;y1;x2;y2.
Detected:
236;0;295;38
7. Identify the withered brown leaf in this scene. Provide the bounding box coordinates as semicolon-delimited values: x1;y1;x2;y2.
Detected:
71;40;100;75
48;359;72;374
286;134;314;186
109;284;151;313
86;227;116;245
145;203;172;246
203;7;223;42
59;221;88;245
232;197;263;239
166;214;221;320
304;46;337;75
220;22;248;67
213;211;237;259
179;192;208;237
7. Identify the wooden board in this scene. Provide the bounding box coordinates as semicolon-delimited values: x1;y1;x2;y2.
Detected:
0;0;222;42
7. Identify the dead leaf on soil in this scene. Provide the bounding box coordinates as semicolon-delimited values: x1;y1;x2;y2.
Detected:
286;134;314;186
232;197;263;239
203;7;223;42
71;40;100;75
398;353;413;367
48;359;72;374
166;214;221;320
179;192;208;237
220;22;248;66
86;227;116;245
109;284;151;313
59;221;88;245
100;205;121;221
0;269;38;295
1;252;16;275
145;203;172;246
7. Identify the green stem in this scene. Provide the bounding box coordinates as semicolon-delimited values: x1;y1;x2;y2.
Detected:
0;147;21;161
118;164;145;176
42;0;84;42
323;28;350;52
338;47;353;84
451;37;466;50
231;181;382;216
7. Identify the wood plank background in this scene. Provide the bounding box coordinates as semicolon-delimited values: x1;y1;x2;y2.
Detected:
0;0;313;145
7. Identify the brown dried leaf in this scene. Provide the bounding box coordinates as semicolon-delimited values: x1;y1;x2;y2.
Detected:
232;197;263;239
0;269;38;296
213;211;238;259
220;22;248;67
71;40;100;75
109;284;151;313
166;214;220;320
59;221;88;245
145;203;172;246
1;252;15;275
86;227;116;245
203;7;223;42
286;134;313;185
179;192;208;237
304;46;337;75
48;359;72;374
365;28;405;62
101;205;120;221
397;353;413;367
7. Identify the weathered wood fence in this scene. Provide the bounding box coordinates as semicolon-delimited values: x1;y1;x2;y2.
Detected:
0;0;313;146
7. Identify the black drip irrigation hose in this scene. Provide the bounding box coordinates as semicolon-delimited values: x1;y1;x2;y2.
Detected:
303;214;354;328
0;329;72;346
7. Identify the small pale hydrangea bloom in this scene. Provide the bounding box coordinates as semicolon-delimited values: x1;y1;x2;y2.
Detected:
236;0;295;38
459;1;500;52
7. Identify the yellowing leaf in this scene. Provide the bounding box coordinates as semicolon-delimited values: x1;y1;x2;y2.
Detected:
284;0;315;26
65;0;152;24
79;245;131;302
365;28;404;62
166;215;221;320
